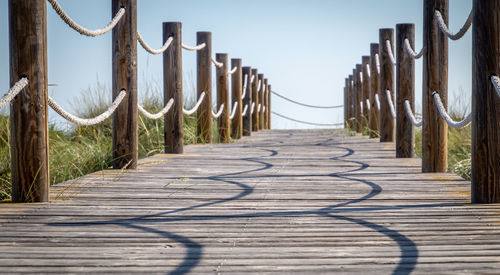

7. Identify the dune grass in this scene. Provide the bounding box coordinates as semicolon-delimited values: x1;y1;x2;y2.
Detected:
0;82;214;200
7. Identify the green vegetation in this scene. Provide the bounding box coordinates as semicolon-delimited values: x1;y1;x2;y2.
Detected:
0;82;212;201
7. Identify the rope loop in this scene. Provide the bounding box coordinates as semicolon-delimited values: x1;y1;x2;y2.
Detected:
212;103;225;118
182;43;206;51
403;100;422;127
271;90;343;109
0;77;28;110
385;90;397;119
183;91;206;115
404;39;425;59
47;0;125;37
138;32;173;55
435;9;473;41
138;98;174;120
432;91;471;128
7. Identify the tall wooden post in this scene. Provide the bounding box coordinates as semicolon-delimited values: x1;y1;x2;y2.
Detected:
471;0;500;203
362;56;371;132
344;78;349;127
242;67;252;136
112;0;138;168
396;24;416;158
197;32;212;143
216;53;230;143
251;69;259;131
355;64;363;133
422;0;448;172
263;78;269;129
258;74;265;130
369;43;380;138
164;22;183;153
231;59;243;139
267;84;271;129
353;68;359;132
9;0;49;202
379;28;395;142
348;74;354;129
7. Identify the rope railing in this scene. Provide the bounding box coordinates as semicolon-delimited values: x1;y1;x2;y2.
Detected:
375;93;381;111
211;57;223;68
227;67;237;76
241;104;249;117
257;79;262;91
359;72;363;83
229;101;238;120
241;74;249;99
49;89;127;126
212;103;224;118
403;100;422;127
385;40;397;66
0;77;28;110
181;43;206;51
359;101;363;114
404;38;425;59
47;0;125;37
435;10;473;41
257;103;262;113
182;91;206;115
365;99;370;111
375;53;381;75
365;64;371;78
138;98;174;120
250;102;256;115
271;90;343;109
492;76;500;97
432;92;471;128
385;90;397;119
250;75;255;84
272;111;343;127
137;32;173;55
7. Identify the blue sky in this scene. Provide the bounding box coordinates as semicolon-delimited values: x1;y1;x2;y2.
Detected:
0;0;472;129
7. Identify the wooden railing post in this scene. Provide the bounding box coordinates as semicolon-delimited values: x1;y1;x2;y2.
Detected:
355;64;363;133
362;56;371;133
231;59;243;139
396;24;416;158
344;78;349;127
369;43;380;137
258;74;265;130
197;32;212;143
267;84;271;129
348;74;354;129
164;22;183;153
9;0;49;202
242;66;252;136
422;0;448;172
471;0;500;203
112;0;138;168
352;68;359;132
379;28;395;142
251;69;259;131
216;53;230;143
263;78;269;129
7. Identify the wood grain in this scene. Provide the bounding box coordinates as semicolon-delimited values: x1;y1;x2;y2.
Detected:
396;24;416;158
112;0;138;168
362;56;371;132
242;67;252;136
196;32;212;143
369;44;380;138
230;59;243;139
0;129;497;273
471;0;500;203
164;22;183;153
216;53;230;143
251;69;259;132
9;0;49;202
422;0;448;172
379;28;395;142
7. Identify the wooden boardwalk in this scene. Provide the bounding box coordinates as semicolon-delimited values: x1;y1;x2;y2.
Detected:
1;129;499;274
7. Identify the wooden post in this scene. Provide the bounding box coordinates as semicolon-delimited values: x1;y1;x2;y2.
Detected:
267;84;271;129
344;78;349;127
231;59;243;139
355;64;363;133
369;43;380;138
396;24;416;158
362;56;371;132
471;0;500;203
379;28;395;142
164;22;183;153
348;74;354;129
258;74;265;130
422;0;448;172
353;68;359;132
216;53;230;143
197;32;212;143
112;0;138;168
9;0;49;202
251;69;259;131
242;67;252;136
263;78;269;129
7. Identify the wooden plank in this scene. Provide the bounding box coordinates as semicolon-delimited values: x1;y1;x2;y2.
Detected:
0;129;498;274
